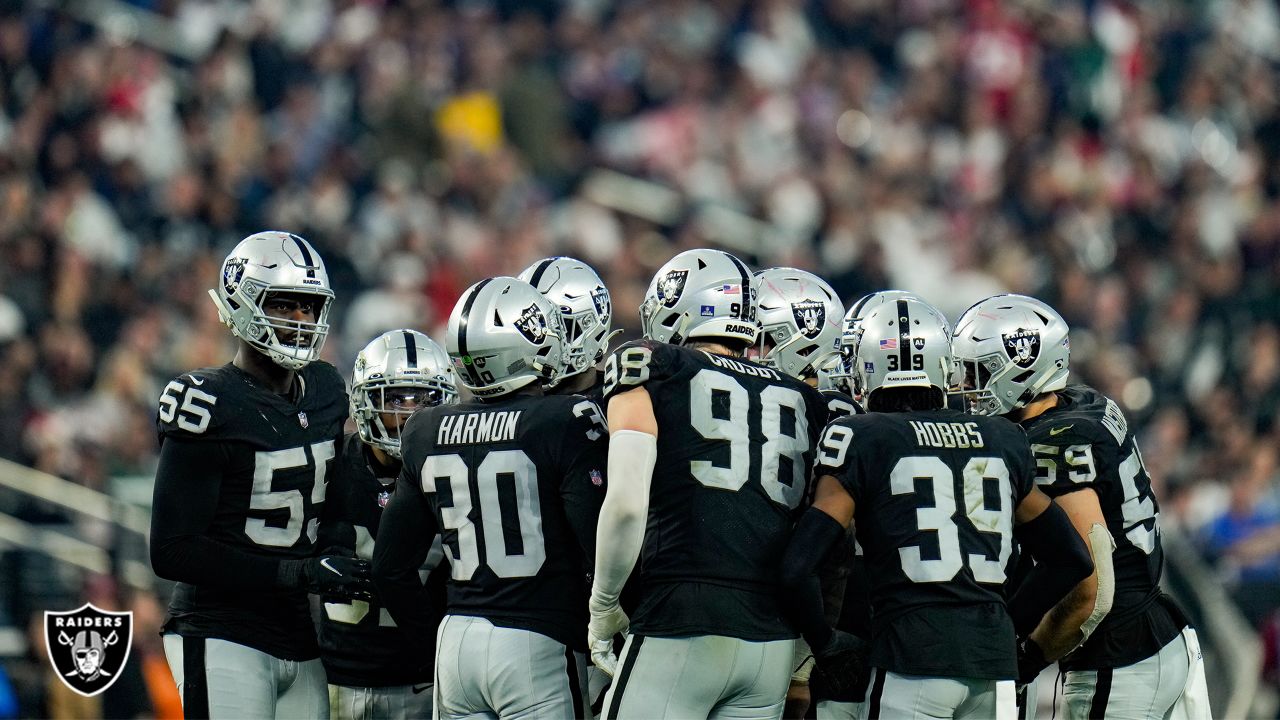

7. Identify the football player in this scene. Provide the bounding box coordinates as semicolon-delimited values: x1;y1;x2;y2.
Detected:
317;330;457;720
952;295;1210;719
150;232;370;719
753;267;856;717
588;249;829;719
778;296;1093;719
519;256;620;402
372;277;607;720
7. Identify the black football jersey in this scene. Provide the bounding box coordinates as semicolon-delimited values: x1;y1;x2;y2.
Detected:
601;340;828;641
815;409;1036;679
821;389;863;421
398;393;607;649
317;433;446;687
156;362;347;659
1022;384;1183;670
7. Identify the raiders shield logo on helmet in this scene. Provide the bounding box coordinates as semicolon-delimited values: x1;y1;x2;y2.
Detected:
45;603;133;697
791;300;826;339
1002;328;1041;368
515;303;549;343
222;257;246;295
657;270;688;308
591;286;610;319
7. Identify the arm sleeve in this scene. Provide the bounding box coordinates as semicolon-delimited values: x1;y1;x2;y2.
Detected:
1009;499;1095;635
778;507;849;650
370;471;439;648
591;429;656;608
560;402;609;559
149;437;283;588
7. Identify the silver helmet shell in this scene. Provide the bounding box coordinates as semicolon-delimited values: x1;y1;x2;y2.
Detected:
445;277;566;398
951;294;1070;416
754;267;844;380
640;249;759;346
850;296;957;400
518;257;619;385
351;329;458;459
208;231;335;370
836;290;927;397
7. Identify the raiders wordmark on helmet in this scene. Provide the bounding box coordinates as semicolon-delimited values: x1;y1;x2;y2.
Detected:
44;603;134;697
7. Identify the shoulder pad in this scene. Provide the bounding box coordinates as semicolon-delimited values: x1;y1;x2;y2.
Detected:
601;340;672;399
156;367;230;438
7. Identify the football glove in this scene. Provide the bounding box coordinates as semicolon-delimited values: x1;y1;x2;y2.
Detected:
1017;637;1050;685
809;630;868;701
279;555;374;600
587;599;629;677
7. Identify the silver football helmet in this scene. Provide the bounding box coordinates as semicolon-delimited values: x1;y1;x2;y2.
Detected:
352;330;458;459
754;267;844;380
952;294;1071;416
640;249;759;346
208;231;334;370
518;257;620;385
445;277;566;398
835;290;926;397
848;296;957;400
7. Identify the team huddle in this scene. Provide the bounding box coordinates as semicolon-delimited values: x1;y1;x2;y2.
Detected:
148;231;1210;720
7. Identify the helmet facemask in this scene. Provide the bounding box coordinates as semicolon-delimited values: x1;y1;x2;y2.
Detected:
353;379;456;459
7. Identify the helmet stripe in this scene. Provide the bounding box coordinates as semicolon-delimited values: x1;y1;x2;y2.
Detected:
403;330;418;368
896;298;912;371
724;252;751;319
528;257;558;289
289;234;317;279
457;278;493;386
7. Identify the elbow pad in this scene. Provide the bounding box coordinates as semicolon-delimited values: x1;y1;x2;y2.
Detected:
591;430;658;608
1078;523;1116;643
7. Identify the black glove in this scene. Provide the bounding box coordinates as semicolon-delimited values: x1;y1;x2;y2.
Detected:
278;555;374;600
1016;637;1050;685
809;630;869;702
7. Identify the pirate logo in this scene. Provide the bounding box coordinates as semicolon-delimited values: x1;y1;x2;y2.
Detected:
45;603;133;697
1002;328;1041;368
591;285;611;320
791;301;826;340
515;303;549;343
656;270;688;308
222;257;246;295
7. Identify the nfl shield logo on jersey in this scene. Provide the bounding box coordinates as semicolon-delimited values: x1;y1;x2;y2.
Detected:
1002;328;1041;368
298;411;309;428
45;604;133;697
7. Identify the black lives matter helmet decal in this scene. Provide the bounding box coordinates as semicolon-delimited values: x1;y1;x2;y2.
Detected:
45;603;133;697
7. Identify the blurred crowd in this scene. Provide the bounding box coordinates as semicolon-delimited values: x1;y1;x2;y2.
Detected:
0;0;1279;714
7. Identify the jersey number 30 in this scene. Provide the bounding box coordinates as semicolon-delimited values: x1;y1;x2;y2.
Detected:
421;451;545;581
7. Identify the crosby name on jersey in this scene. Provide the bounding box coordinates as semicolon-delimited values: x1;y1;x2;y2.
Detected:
602;339;828;641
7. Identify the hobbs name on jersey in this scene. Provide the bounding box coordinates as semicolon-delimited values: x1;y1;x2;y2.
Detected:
437;410;522;445
909;420;985;449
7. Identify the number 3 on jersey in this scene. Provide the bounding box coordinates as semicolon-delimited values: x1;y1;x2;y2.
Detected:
422;451;545;581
